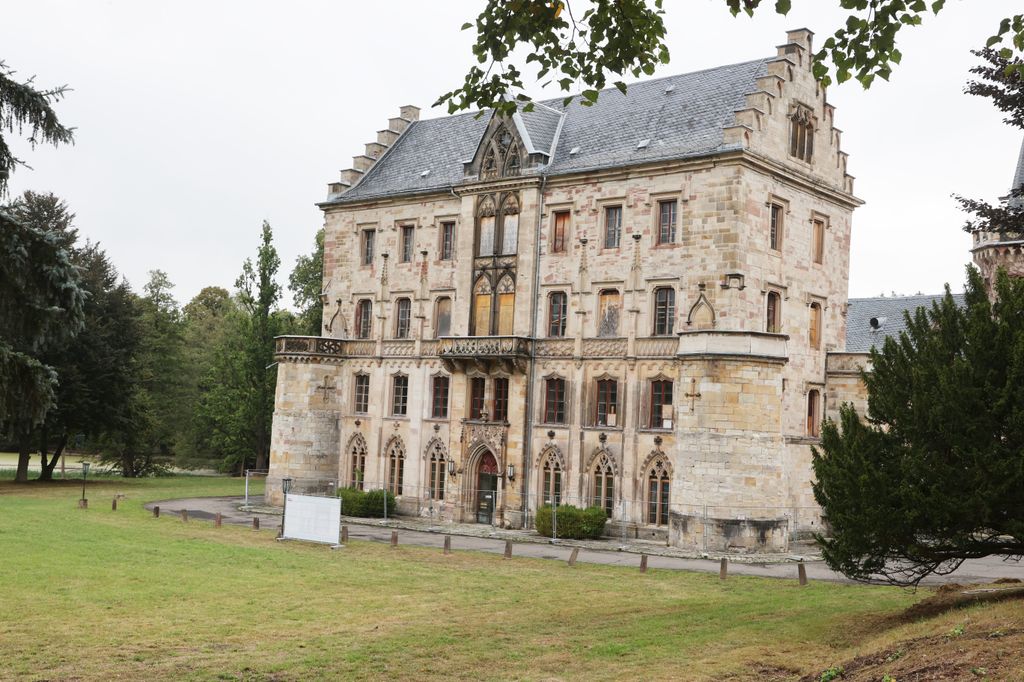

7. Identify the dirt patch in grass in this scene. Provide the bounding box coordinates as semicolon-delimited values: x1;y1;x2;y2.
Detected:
897;582;1024;622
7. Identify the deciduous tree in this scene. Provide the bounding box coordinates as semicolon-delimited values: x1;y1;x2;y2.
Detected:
289;228;325;336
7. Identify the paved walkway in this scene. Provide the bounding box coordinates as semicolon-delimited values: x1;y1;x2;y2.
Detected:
145;495;1024;586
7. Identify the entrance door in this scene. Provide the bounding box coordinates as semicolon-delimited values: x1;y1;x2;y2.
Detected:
476;451;499;524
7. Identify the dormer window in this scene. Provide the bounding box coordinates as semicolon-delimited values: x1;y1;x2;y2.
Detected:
478;123;524;180
789;105;815;163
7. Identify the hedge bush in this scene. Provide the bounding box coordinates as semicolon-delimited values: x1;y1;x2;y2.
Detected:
337;487;397;518
534;504;608;539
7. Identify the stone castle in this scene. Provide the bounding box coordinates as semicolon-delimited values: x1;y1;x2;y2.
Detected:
267;29;870;552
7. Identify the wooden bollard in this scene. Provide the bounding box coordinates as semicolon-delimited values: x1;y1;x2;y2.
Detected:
798;561;808;586
78;498;88;509
181;509;189;523
341;525;349;543
390;530;398;547
153;505;160;518
640;554;648;573
443;535;451;555
503;539;513;559
252;517;260;531
568;547;579;567
215;512;222;528
111;498;117;511
719;557;728;580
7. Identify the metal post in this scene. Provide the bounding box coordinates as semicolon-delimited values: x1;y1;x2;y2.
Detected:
244;469;250;506
383;485;388;521
621;498;627;548
552;503;558;542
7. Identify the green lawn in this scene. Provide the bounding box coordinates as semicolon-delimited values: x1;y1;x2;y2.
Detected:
0;476;924;681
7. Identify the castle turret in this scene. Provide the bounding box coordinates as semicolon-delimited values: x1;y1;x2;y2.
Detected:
972;138;1024;288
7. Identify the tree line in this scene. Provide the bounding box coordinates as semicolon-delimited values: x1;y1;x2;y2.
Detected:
2;189;323;480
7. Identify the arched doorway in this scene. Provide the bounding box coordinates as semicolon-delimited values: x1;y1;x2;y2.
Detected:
475;450;499;524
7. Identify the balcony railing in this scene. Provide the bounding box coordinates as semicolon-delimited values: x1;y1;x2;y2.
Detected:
275;336;346;359
438;336;532;373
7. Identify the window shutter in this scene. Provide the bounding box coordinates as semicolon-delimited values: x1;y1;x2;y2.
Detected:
498;293;515;335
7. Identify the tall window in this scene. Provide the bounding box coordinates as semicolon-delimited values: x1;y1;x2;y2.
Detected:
361;229;375;266
653;287;676;336
657;200;677;244
387;441;405;496
595;379;618;427
650;379;673;429
812;218;825;264
353;374;369;414
597;289;621;337
428;441;446;501
497;277;515;336
766;291;781;334
440;221;455;260
400;225;414;262
355;299;372;339
541;451;562;506
476;193;519;257
394;298;411;338
501;196;519;255
431;375;449;419
770;203;783;251
472;278;492;336
348;436;367;490
544;378;566;424
548;292;567;337
809;302;822;350
807;389;821;437
604;205;622;248
391;375;408;416
478;212;496;256
469;377;486;420
646;458;671;525
492;377;509;422
434;297;451;338
552;210;569;253
790;107;815;162
592;454;615;517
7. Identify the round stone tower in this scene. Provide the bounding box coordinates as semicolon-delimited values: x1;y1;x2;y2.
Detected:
972;138;1024;289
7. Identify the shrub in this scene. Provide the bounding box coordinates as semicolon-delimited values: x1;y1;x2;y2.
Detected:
534;504;608;539
362;489;397;518
337;487;366;517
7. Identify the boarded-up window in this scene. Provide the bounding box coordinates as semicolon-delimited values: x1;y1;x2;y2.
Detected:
552;211;569;253
498;292;515;335
598;289;621;337
812;218;825;264
809;302;822;350
807;389;821;437
434;297;451;338
766;291;781;334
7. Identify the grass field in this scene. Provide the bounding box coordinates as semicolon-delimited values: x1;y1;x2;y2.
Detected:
1;476;1020;681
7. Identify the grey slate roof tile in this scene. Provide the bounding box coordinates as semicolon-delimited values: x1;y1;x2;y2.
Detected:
844;293;966;352
329;58;770;205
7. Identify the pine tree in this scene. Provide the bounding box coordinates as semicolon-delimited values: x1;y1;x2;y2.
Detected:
813;267;1024;586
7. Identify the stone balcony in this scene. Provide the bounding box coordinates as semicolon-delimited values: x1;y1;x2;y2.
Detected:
676;330;789;363
438;336;533;373
274;335;347;362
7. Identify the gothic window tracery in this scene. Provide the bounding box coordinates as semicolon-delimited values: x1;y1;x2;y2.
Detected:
646;456;671;525
789;105;816;163
478;123;524;181
347;434;368;489
591;452;616;517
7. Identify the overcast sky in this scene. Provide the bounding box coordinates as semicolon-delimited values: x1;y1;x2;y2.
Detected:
3;0;1021;306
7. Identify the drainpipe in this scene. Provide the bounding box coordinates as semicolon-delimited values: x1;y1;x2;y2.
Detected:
522;174;547;526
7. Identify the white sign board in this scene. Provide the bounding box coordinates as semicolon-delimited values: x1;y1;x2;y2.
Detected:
282;493;341;545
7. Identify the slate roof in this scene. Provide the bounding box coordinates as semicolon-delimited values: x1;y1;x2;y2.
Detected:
329;58;771;205
844;293;966;353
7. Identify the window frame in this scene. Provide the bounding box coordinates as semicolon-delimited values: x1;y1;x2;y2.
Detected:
394;298;411;339
387;445;405;496
431;375;450;419
428;444;445;501
469;377;486;420
492;376;509;423
543;377;567;424
353;373;370;414
646;459;671;526
439;221;455;261
604;205;622;249
809;301;823;350
551;210;570;254
766;291;782;334
433;296;452;338
812;217;826;265
652;287;676;336
769;203;784;251
595;378;619;427
391;374;409;417
400;224;415;263
648;379;674;430
592;455;615;517
354;299;373;339
361;228;376;266
807;389;822;438
547;291;568;338
657;199;677;245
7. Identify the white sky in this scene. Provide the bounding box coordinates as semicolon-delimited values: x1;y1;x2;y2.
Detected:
3;0;1021;305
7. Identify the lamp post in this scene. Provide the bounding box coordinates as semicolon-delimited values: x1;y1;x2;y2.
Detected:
80;462;90;508
280;477;293;538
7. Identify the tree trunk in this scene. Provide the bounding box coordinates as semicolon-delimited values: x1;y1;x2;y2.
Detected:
14;433;32;483
38;432;68;481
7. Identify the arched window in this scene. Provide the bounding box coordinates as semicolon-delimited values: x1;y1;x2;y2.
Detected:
548;291;567;337
653;287;675;336
789;105;815;162
496;275;515;335
592;453;615;517
500;194;519;255
355;299;372;339
434;297;451;338
807;389;821;438
386;438;405;496
477;196;497;257
541;449;563;506
347;435;367;490
427;440;446;501
394;298;411;338
597;289;621;337
646;457;671;526
472;277;492;336
809;302;822;350
766;291;781;334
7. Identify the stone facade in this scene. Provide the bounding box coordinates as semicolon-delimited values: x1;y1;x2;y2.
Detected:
268;29;863;552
